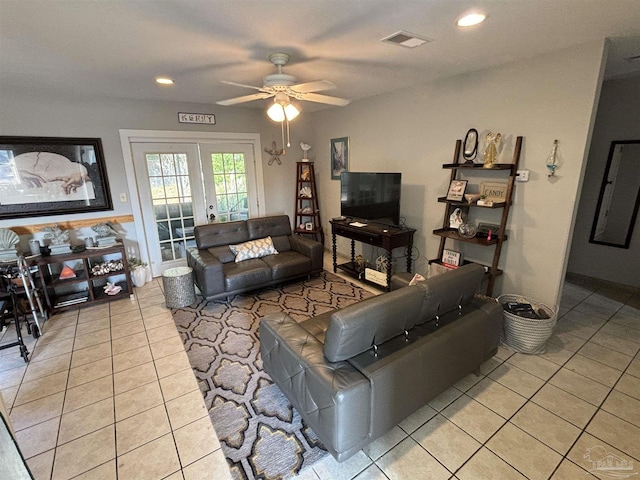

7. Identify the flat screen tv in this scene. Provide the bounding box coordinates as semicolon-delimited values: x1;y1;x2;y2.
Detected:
340;172;402;227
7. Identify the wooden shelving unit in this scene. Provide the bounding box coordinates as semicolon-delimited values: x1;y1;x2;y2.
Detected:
35;241;133;313
431;136;522;296
294;161;324;244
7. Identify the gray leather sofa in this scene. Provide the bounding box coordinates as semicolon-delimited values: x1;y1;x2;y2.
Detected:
186;215;323;300
260;264;502;462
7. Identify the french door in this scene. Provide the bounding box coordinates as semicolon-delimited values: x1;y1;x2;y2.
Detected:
199;143;259;223
131;143;205;275
126;133;263;276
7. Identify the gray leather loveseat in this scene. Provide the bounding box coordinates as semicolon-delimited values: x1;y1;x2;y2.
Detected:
260;264;502;462
186;215;323;300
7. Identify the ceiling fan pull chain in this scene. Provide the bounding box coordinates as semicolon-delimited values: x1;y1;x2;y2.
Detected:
280;121;286;151
286;119;291;147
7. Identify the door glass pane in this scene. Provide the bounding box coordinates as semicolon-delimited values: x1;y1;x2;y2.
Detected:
211;151;249;222
146;151;195;262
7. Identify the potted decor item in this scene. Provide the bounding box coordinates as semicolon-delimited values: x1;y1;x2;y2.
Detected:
128;257;148;288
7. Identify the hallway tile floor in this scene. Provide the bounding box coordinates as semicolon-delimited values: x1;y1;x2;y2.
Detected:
0;270;638;479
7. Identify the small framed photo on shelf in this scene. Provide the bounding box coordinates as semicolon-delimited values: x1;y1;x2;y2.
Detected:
480;182;508;203
446;180;468;201
305;222;314;231
442;249;463;267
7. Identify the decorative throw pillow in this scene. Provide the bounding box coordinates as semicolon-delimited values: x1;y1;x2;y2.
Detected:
229;236;278;262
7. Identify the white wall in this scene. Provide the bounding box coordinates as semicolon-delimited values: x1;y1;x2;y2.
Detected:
309;41;606;307
567;75;640;287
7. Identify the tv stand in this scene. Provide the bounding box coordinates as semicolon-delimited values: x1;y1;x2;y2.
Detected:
330;219;416;291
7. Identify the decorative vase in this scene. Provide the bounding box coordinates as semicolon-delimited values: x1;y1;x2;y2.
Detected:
131;266;147;288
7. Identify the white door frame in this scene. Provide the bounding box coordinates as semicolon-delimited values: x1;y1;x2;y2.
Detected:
119;129;265;271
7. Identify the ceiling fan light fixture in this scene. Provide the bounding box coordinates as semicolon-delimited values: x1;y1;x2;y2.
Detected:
267;102;286;122
456;13;486;27
284;103;300;121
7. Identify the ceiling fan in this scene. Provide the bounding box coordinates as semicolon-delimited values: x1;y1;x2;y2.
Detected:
216;52;351;108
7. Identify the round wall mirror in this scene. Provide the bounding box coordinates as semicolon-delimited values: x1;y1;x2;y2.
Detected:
462;128;478;163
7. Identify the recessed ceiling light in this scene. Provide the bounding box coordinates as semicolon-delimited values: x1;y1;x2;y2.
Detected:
456;13;486;27
155;77;174;85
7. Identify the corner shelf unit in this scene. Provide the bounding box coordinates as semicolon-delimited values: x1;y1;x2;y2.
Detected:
35;241;133;313
431;136;522;296
294;161;324;244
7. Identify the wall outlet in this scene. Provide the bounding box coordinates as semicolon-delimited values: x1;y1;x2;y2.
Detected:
119;192;128;202
516;170;529;182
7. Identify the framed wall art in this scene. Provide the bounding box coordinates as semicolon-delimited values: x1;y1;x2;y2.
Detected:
446;180;468;201
331;137;349;180
0;136;113;219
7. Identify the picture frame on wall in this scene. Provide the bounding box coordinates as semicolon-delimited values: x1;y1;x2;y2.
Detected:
331;137;349;180
0;136;113;219
446;180;468;201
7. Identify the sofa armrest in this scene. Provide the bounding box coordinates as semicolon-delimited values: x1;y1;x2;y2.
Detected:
260;312;371;458
186;247;225;298
289;235;323;272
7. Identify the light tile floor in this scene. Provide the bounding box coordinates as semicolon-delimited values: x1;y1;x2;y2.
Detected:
1;280;230;480
1;270;638;480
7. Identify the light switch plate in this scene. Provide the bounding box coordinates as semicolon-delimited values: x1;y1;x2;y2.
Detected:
119;192;127;202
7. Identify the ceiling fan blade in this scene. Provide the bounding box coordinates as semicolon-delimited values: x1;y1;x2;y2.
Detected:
221;80;268;91
216;92;273;106
291;80;335;93
300;92;351;106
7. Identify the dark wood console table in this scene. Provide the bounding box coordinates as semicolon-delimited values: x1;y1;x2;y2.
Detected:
330;220;416;291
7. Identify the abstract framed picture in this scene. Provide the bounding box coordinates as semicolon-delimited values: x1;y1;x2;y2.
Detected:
331;137;349;180
0;136;113;219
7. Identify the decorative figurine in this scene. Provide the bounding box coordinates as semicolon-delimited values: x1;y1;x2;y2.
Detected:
546;139;559;177
91;222;118;246
41;224;69;245
300;142;312;162
483;132;502;168
91;222;118;238
0;228;20;261
264;140;284;165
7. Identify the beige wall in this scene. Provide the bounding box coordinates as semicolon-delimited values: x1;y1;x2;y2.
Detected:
309;41;606;306
568;75;640;288
0;88;309;251
1;41;607;305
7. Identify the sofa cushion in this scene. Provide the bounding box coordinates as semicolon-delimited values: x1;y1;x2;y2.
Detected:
195;221;249;249
230;236;278;262
271;235;291;252
415;263;485;324
246;215;292;240
223;259;271;291
323;286;425;363
207;246;236;264
261;251;311;280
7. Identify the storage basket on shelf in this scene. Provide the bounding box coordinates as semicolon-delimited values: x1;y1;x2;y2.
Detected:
497;294;558;354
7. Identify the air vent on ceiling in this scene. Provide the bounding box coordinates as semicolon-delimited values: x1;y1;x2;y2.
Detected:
380;31;433;48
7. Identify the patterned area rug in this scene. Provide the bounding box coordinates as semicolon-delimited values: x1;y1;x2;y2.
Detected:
171;271;374;480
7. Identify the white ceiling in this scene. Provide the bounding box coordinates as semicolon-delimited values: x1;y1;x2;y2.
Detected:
1;0;639;112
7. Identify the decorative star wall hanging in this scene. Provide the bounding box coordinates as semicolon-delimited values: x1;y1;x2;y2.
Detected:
265;141;285;165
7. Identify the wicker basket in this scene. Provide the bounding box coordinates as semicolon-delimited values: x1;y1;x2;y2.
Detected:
497;294;557;354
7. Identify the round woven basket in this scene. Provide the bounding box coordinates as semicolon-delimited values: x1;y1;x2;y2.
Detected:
497;294;557;354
